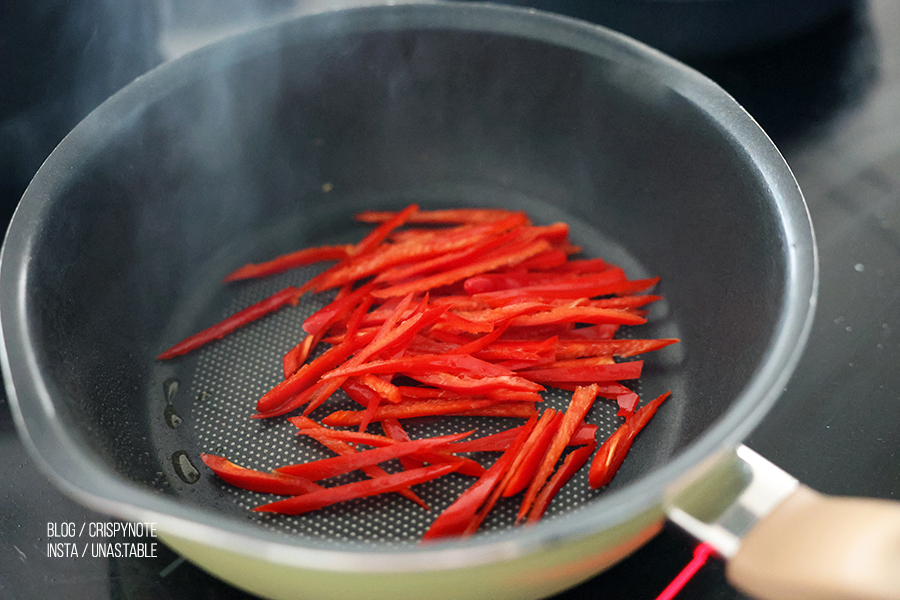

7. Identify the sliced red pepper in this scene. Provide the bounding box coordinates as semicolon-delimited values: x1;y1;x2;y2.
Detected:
282;332;321;379
254;463;460;516
517;360;643;384
322;353;518;381
318;217;528;292
589;391;671;488
553;338;679;360
302;298;449;417
508;248;568;272
254;328;376;418
302;282;377;336
469;336;558;362
525;441;596;523
380;417;424;472
407;371;544;395
274;431;470;480
157;286;304;359
223;244;352;283
558;257;611;273
502;409;563;497
443;320;514;356
288;416;430;509
583;295;663;310
462;271;558;295
374;215;531;284
446;426;526;453
371;237;553;299
321;398;515;426
201;454;322;495
422;416;537;541
571;422;599;446
555;324;620;340
357;374;402;404
351;203;419;257
508;305;646;328
391;386;543;404
470;268;625;299
355;208;522;225
518;384;600;522
452;402;537;419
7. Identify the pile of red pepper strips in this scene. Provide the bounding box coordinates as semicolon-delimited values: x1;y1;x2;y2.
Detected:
158;205;676;539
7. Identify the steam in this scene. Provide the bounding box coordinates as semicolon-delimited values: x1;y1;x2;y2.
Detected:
157;0;392;61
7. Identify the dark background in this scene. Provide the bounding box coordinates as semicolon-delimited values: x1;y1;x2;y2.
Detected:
1;1;898;598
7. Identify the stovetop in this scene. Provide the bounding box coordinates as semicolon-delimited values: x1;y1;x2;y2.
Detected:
2;1;899;598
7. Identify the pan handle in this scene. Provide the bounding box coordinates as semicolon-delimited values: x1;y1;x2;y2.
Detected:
727;484;900;600
666;445;900;600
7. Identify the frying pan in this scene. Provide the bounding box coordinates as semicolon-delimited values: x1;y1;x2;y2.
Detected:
1;3;898;600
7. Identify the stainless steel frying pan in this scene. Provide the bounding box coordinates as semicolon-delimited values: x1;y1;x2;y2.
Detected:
2;3;898;600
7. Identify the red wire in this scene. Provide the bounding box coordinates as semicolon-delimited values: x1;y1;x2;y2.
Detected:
654;542;717;600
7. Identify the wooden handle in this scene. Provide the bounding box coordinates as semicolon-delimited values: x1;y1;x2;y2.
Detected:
727;485;900;600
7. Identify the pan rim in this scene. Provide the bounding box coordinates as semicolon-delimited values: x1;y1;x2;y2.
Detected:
0;0;817;572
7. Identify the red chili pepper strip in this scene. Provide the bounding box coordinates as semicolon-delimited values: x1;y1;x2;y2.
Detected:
323;353;518;381
223;244;352;283
374;215;531;284
282;332;321;379
391;386;543;404
355;208;521;225
289;425;483;477
451;301;549;325
585;295;663;310
341;377;385;407
371;238;553;299
554;338;679;360
502;409;563;497
589;391;671;488
351;203;419;257
407;371;544;395
274;431;470;480
422;416;537;541
254;329;376;418
293;426;397;448
467;337;558;362
288;416;431;509
525;355;615;370
320;215;529;292
470;268;624;297
509;248;568;271
358;374;403;404
517;359;643;384
452;402;537;419
551;324;620;340
446;426;526;453
525;441;596;523
463;272;555;295
509;306;646;328
157;286;304;359
571;423;599;445
380;417;424;471
254;463;460;516
302;282;377;336
518;384;600;522
443;320;514;356
301;298;448;417
201;454;322;495
558;257;611;273
321;399;514;427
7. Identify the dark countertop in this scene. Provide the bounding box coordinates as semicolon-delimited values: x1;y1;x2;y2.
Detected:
1;1;898;598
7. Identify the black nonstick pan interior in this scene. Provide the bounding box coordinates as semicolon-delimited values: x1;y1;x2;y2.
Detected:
2;4;802;557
